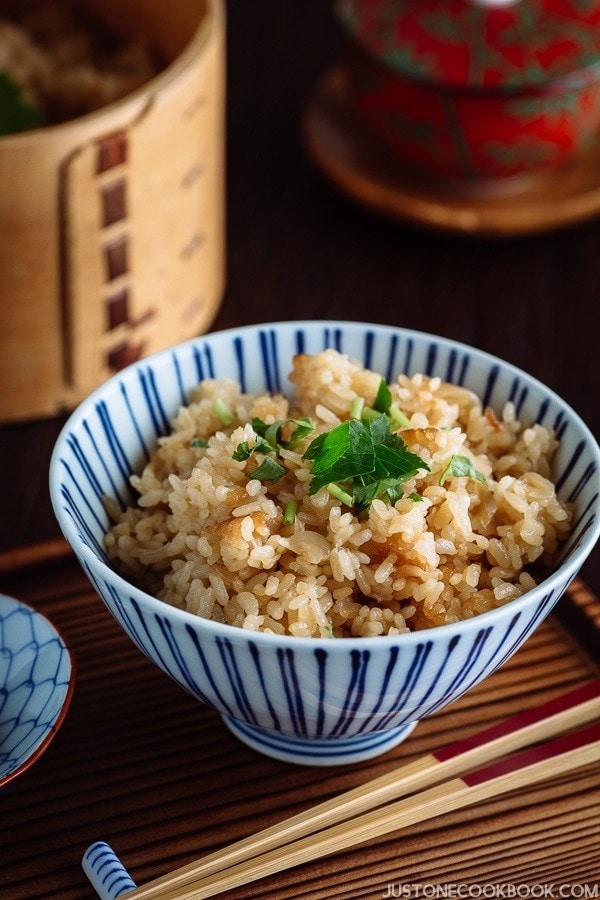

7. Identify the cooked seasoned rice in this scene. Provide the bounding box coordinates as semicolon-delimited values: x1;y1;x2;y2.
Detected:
0;0;159;128
105;350;572;637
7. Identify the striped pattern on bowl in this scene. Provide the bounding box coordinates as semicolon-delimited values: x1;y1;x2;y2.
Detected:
50;322;600;765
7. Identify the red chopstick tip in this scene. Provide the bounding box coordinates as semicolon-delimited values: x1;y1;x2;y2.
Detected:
434;680;600;763
463;720;600;787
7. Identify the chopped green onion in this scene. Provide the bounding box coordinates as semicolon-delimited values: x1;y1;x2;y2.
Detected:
214;399;234;426
327;483;354;507
360;406;381;421
389;405;412;428
190;437;209;448
283;500;297;524
349;397;364;420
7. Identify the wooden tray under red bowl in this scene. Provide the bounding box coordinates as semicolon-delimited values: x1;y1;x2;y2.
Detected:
303;67;600;238
1;539;598;899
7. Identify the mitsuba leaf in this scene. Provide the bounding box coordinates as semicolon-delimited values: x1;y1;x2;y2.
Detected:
304;415;429;499
352;477;405;512
439;454;486;485
251;417;270;438
232;441;252;461
232;437;273;461
285;416;315;449
251;416;315;450
373;378;393;413
250;457;288;481
304;419;374;494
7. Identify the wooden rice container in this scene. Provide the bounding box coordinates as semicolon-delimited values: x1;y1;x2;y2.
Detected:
0;0;225;422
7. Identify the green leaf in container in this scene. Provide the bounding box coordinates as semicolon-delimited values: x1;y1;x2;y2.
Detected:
0;72;45;135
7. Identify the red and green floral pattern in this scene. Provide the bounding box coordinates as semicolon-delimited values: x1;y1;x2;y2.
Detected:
337;0;600;89
337;0;600;180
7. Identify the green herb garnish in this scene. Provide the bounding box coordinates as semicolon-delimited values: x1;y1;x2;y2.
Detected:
352;477;405;510
283;500;297;524
251;416;315;450
232;404;428;512
234;418;315;479
389;406;412;429
214;399;234;426
439;454;486;486
349;397;364;420
303;414;429;513
327;482;354;506
360;406;381;422
232;438;273;461
250;457;288;482
373;378;393;414
191;437;209;448
285;417;316;449
232;441;251;461
251;418;279;448
0;72;45;136
372;377;412;428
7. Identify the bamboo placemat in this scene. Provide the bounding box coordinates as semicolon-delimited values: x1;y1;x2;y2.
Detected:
1;540;598;899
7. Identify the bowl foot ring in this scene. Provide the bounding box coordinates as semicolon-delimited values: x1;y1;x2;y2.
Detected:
221;716;419;766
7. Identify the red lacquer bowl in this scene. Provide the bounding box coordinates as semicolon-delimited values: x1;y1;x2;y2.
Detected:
336;0;600;188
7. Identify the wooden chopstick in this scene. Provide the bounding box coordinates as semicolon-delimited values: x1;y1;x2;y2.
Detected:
138;720;600;900
122;679;600;900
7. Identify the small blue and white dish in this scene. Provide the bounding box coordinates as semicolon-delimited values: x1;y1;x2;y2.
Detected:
0;593;74;788
49;321;600;766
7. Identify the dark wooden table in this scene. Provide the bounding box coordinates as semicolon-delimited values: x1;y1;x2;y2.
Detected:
1;7;600;897
0;1;598;594
1;551;598;899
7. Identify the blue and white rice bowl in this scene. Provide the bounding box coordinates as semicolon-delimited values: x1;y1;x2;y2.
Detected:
49;322;600;766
